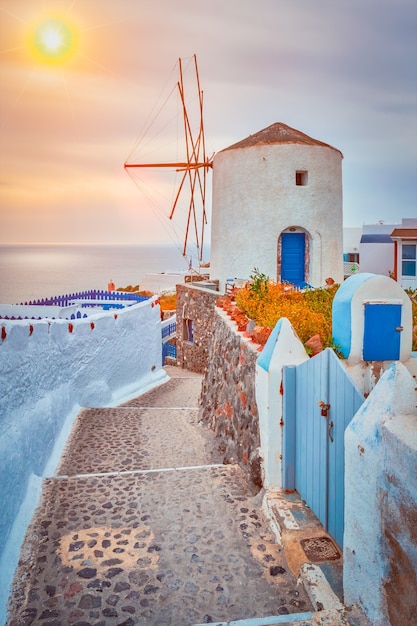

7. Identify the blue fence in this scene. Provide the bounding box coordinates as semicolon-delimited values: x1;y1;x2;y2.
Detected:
17;290;149;307
162;342;177;360
0;290;151;320
161;322;177;340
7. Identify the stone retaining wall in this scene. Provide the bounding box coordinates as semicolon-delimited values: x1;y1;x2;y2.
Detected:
175;283;219;373
199;307;263;487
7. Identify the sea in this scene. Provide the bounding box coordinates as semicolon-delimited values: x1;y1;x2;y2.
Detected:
0;244;191;304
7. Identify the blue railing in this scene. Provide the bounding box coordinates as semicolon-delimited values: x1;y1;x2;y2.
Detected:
161;322;177;340
162;342;177;360
0;290;151;321
18;290;149;307
71;312;88;319
161;315;176;362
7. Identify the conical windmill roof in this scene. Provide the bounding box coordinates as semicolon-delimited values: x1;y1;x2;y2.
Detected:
222;122;343;157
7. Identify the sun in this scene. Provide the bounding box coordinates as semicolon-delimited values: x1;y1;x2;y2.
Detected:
27;15;79;65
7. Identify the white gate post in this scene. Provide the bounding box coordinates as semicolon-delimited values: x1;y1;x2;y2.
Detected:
255;317;308;490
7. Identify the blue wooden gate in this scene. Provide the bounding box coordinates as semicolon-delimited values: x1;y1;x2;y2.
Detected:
282;348;364;547
281;233;305;285
363;303;402;360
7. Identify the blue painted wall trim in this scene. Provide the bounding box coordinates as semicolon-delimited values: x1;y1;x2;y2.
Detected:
257;318;283;372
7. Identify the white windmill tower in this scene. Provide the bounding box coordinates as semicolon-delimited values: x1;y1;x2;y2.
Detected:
125;62;344;292
209;122;344;291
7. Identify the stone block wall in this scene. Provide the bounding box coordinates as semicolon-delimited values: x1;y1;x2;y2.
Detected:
175;282;219;373
199;308;263;487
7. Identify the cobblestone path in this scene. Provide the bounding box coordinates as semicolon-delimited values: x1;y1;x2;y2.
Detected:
6;367;312;626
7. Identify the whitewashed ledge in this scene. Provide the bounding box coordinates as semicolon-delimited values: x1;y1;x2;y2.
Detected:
139;270;210;294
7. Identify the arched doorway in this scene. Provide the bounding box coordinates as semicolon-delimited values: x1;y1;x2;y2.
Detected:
278;228;309;285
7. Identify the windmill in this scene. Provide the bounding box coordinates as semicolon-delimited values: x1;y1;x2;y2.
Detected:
124;55;213;264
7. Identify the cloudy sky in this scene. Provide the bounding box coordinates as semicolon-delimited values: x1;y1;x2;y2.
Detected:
0;0;416;248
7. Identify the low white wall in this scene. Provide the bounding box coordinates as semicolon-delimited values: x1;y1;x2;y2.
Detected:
344;362;417;625
140;273;185;293
0;297;166;621
343;355;417;397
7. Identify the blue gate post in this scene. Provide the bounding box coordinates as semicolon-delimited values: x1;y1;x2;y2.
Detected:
282;365;296;491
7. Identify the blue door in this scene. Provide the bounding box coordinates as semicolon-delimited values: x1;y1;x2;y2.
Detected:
281;233;305;285
282;349;364;548
363;303;402;361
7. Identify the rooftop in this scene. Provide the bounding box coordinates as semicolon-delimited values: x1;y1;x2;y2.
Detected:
390;228;417;239
222;122;343;156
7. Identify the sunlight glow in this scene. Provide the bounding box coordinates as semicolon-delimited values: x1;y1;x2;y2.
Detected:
28;16;79;64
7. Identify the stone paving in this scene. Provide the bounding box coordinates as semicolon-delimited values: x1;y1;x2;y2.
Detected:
6;367;313;626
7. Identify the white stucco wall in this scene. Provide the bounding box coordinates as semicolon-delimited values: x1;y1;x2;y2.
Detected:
359;223;396;276
210;143;343;291
343;227;362;255
359;242;395;276
0;297;166;621
344;362;417;625
140;273;185;293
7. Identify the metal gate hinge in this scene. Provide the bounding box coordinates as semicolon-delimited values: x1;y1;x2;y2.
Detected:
328;420;334;442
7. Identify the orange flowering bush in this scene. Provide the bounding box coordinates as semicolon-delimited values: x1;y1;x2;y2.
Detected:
118;285;176;311
159;293;177;310
235;273;338;348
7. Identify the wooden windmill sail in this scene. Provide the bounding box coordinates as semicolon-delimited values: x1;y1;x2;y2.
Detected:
124;55;213;263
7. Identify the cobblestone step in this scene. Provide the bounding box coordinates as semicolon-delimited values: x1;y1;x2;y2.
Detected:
56;405;221;476
6;367;316;625
7;466;314;625
193;606;366;625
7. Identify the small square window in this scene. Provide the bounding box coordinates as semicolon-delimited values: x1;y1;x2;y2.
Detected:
402;244;416;260
401;244;416;276
296;171;308;186
402;260;416;277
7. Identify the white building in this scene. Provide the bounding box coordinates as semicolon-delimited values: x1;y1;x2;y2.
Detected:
359;222;397;277
391;218;417;290
209;122;344;291
359;218;417;290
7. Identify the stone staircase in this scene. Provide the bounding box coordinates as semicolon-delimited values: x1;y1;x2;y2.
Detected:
6;367;368;626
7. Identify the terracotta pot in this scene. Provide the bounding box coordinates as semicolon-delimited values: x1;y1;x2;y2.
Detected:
251;325;272;345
